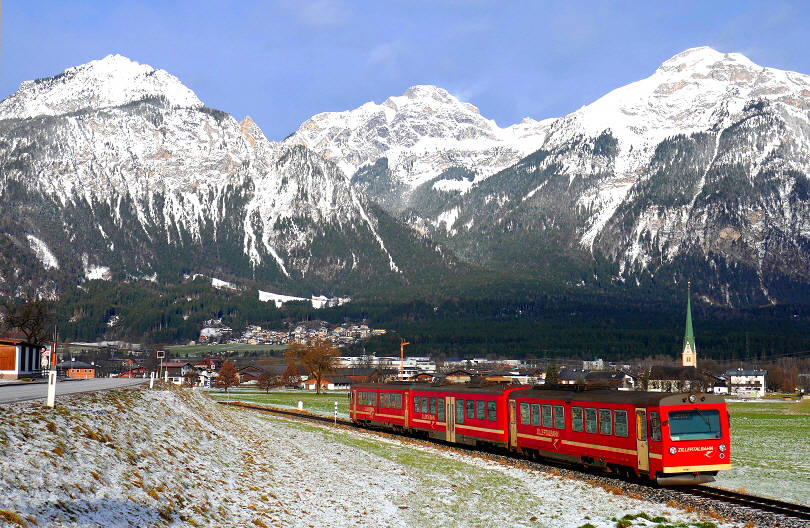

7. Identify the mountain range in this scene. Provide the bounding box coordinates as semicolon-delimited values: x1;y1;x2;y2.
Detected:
2;46;810;325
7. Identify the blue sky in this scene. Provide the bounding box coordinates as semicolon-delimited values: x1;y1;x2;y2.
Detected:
2;1;810;141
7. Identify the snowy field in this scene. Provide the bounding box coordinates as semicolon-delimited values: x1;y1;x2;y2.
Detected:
0;386;734;527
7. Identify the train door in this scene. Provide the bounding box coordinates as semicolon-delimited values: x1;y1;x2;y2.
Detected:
404;391;410;431
509;400;518;450
446;396;456;442
635;408;649;473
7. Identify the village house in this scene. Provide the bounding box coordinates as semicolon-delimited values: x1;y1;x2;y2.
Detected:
482;369;543;385
56;359;96;379
0;338;45;380
725;368;767;398
119;367;148;378
444;369;474;383
584;370;635;390
557;369;588;385
237;365;267;385
302;374;353;391
164;362;192;384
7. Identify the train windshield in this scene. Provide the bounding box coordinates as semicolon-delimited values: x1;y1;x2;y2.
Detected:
667;409;722;441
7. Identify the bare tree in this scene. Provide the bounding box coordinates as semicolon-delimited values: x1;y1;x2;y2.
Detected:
256;368;284;393
1;299;52;344
214;360;240;393
281;364;302;388
183;370;200;387
285;339;339;394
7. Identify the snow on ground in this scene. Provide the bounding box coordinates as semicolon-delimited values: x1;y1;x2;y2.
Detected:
0;387;732;527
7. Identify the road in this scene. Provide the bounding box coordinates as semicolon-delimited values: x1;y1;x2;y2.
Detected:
0;378;149;404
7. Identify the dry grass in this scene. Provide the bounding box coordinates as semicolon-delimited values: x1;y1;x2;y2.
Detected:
0;510;28;527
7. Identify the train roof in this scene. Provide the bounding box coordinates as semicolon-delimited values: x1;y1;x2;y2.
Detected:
352;383;727;405
351;382;526;396
514;387;726;406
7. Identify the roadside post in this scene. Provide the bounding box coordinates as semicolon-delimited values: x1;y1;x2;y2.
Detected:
298;400;303;411
149;371;154;389
334;401;338;424
46;343;57;408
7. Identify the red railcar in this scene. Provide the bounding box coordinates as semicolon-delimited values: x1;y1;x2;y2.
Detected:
350;382;530;446
350;382;411;431
510;388;730;485
349;382;731;485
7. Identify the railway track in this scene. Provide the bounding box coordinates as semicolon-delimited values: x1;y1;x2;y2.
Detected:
222;401;810;525
679;486;810;522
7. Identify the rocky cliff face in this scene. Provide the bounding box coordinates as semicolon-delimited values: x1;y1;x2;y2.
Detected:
0;56;452;297
284;84;553;214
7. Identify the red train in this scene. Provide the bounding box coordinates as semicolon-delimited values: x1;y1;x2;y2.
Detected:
350;381;731;485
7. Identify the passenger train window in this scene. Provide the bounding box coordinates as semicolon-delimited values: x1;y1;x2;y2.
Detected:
615;410;629;437
599;409;612;435
554;405;565;430
466;400;475;420
650;412;662;441
438;398;445;422
397;394;402;409
429;398;437;415
476;401;485;420
520;403;530;425
542;405;552;428
530;404;540;426
422;397;429;415
456;400;465;424
488;401;497;422
585;408;597;434
413;396;420;413
572;407;584;432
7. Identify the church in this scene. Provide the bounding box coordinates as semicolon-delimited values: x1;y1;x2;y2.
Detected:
647;284;706;392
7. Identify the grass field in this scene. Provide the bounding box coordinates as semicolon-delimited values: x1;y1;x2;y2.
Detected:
714;399;810;506
207;388;351;417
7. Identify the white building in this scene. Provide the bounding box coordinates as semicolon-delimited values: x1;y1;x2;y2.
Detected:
726;369;767;398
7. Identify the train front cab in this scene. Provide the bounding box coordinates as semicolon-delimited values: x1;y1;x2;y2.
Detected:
651;393;731;485
509;389;731;486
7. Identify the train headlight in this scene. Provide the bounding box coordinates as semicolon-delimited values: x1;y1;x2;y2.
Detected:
669;446;677;455
689;394;697;403
719;444;727;452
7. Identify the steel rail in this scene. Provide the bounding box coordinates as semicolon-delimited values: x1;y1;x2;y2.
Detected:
678;486;810;521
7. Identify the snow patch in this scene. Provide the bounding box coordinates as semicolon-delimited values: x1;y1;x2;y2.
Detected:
26;235;59;269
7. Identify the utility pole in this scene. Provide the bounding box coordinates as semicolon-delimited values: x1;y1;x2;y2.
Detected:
399;338;410;380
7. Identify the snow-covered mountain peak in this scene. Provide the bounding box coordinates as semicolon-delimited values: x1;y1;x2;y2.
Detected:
286;85;548;189
655;46;754;74
0;54;203;121
558;47;810;151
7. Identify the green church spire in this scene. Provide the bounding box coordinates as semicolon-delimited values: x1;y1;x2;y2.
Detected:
682;281;696;366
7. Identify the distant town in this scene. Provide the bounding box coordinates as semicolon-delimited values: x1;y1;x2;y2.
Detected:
195;319;387;347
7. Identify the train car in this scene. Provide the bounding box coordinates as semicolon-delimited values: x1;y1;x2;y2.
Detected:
509;387;731;485
350;381;531;447
350;382;412;431
408;383;531;447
